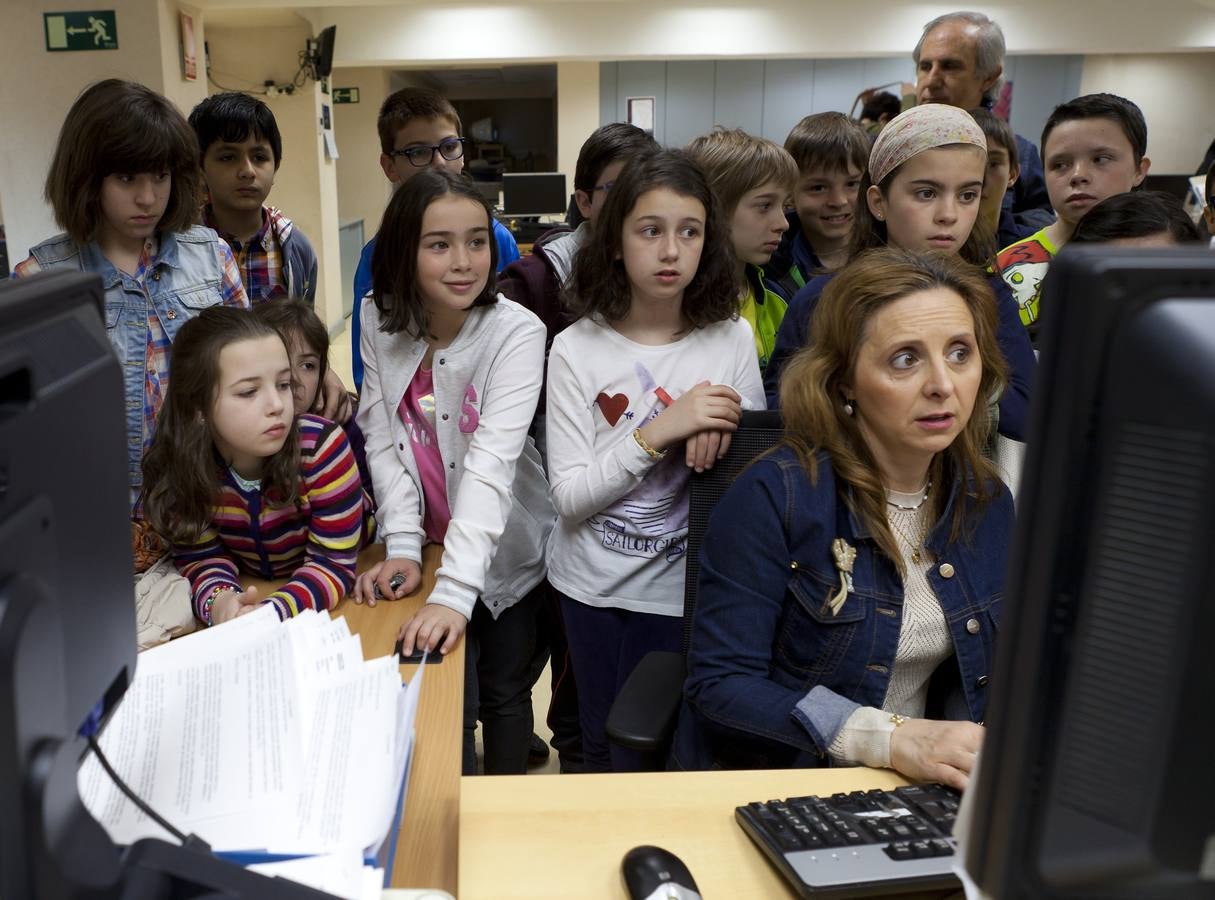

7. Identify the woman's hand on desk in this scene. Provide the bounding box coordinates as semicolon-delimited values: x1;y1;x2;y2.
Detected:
352;558;422;606
212;586;261;625
398;603;467;656
889;719;985;792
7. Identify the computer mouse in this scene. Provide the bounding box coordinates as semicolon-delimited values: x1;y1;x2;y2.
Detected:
621;845;702;900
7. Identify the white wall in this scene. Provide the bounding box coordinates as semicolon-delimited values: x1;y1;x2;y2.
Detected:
332;66;393;238
157;0;208;114
557;63;600;189
302;0;1214;67
0;0;205;271
1080;52;1215;173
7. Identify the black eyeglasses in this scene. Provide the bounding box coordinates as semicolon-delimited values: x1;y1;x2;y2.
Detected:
389;137;466;167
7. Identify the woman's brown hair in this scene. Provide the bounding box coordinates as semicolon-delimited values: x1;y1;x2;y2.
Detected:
142;307;301;544
568;148;739;327
779;247;1007;573
45;79;202;243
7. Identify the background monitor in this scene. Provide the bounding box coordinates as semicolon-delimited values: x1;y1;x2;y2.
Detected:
964;246;1215;898
1142;173;1195;202
501;172;568;218
314;25;336;79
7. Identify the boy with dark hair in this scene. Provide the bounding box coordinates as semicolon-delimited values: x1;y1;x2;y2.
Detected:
859;91;901;133
969;107;1033;250
350;87;520;390
998;93;1150;334
767;112;869;298
1069;191;1201;246
189;92;318;307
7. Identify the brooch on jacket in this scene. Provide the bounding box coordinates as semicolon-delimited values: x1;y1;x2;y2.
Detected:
828;538;856;616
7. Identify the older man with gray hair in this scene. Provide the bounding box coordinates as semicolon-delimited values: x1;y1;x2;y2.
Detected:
914;11;1054;233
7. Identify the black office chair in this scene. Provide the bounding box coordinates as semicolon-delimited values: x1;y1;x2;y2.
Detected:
605;410;785;759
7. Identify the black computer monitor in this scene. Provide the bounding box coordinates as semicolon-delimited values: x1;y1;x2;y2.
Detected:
501;172;568;218
0;273;337;898
0;272;134;895
964;246;1215;898
314;25;336;79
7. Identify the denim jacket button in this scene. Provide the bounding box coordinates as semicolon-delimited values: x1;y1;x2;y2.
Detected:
938;562;955;578
166;309;177;319
966;617;980;634
976;674;990;687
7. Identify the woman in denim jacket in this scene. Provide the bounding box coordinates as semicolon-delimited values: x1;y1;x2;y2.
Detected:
673;248;1013;791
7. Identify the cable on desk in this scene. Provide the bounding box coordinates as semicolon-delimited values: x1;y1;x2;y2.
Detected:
86;735;192;846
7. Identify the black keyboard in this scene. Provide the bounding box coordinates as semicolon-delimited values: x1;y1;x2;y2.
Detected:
736;783;962;898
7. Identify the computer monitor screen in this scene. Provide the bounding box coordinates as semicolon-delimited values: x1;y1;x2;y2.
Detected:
501;172;567;218
964;246;1215;898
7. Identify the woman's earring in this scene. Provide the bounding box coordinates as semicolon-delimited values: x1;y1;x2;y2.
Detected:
843;399;855;416
874;213;884;221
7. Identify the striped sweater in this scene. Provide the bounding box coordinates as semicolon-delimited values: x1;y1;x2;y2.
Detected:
175;414;368;621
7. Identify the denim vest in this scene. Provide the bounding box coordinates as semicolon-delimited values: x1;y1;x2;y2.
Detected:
672;446;1012;771
29;226;236;506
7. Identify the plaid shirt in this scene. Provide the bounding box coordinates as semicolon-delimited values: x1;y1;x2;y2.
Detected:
204;205;290;305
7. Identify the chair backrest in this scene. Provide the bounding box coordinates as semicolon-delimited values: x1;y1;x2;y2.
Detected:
680;410;785;655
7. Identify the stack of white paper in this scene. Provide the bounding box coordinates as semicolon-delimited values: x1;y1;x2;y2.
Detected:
77;606;423;899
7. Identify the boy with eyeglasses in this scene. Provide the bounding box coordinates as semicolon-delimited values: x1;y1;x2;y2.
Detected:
350;87;520;389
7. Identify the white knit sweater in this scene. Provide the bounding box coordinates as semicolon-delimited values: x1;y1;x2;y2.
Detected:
827;489;953;767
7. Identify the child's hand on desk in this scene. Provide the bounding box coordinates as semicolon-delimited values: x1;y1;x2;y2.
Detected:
398;603;467;656
352;558;422;606
212;586;261;625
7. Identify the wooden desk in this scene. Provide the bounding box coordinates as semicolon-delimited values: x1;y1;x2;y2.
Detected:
246;543;462;895
460;768;924;899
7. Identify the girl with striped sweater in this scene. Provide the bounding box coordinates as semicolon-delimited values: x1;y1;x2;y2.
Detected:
142;307;370;626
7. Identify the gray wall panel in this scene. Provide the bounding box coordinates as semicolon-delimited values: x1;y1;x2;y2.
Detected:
1005;55;1086;154
615;60;668;144
599;62;618;127
810;59;870;119
762;59;814;143
713;60;766;134
599;55;1082;160
665;61;716;148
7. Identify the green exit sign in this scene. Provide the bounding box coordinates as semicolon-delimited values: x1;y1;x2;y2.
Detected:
44;11;118;51
332;87;360;104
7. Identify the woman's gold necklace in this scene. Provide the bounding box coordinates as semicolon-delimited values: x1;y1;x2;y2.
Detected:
887;482;930;564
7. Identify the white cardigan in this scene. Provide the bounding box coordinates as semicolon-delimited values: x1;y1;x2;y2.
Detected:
356;294;554;620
